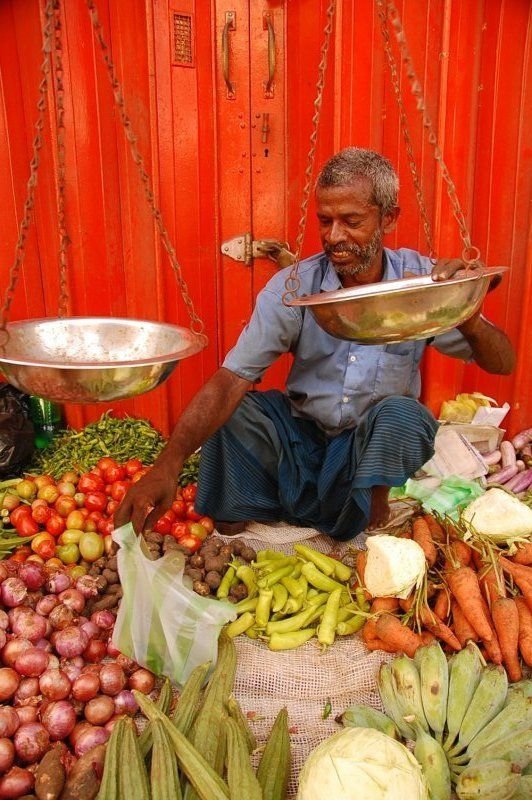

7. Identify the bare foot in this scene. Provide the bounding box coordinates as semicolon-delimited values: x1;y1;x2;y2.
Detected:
366;486;390;531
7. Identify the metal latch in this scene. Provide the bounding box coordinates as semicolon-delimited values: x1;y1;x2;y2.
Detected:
221;233;295;268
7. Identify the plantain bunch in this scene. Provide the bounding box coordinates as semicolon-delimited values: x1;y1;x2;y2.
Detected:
340;641;532;800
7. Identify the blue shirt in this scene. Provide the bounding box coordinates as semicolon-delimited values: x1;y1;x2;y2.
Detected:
223;248;473;435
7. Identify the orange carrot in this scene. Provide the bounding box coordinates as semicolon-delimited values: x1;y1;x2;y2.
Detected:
423;514;446;544
396;528;413;539
412;517;438;567
446;566;494;642
500;557;532;612
420;631;436;647
479;564;505;606
418;606;462;651
433;588;451;621
445;540;472;569
491;597;522;682
361;619;397;653
515;596;532;667
370;597;400;614
479;595;502;665
451;601;479;646
374;613;424;658
512;543;532;566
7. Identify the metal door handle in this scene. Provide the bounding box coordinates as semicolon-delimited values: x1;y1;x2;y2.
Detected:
222;11;236;99
263;12;275;98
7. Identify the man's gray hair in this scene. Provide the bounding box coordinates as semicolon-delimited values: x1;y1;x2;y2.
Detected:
316;147;399;216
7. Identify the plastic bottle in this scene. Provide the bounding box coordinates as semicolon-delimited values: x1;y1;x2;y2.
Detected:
28;397;63;449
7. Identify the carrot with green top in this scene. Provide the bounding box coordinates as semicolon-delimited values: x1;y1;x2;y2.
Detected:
374;613;424;658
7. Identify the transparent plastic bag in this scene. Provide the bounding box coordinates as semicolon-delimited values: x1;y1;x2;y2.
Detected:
111;523;236;686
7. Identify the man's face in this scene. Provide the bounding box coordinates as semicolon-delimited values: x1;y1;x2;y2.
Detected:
316;178;398;280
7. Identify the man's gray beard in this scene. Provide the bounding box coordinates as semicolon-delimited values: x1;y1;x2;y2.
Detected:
328;230;382;276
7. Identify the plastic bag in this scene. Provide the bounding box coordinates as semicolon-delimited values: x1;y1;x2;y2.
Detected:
391;475;484;520
111;523;236;686
0;385;34;478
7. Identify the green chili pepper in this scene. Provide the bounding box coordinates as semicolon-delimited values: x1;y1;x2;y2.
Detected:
235;565;258;599
255;589;274;628
268;628;317;651
294;543;353;582
301;562;349;594
258;563;296;589
271;583;289;613
317;588;342;647
217;564;237;599
336;614;366;636
226;612;256;639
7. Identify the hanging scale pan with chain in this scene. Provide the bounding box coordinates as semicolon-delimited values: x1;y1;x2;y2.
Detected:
0;0;206;405
282;0;508;346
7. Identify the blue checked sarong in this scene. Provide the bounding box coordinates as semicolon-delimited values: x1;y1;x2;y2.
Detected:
195;390;438;541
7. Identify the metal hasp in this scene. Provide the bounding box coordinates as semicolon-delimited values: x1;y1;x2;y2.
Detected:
221;233;295;268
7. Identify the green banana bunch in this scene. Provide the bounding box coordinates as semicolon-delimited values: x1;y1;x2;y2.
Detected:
468;728;532;772
444;643;484;752
390;655;429;733
417;642;449;742
465;695;532;758
339;704;399;739
448;665;508;757
378;662;416;740
412;719;451;800
455;759;521;800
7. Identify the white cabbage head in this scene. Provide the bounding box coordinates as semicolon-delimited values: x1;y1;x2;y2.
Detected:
297;727;428;800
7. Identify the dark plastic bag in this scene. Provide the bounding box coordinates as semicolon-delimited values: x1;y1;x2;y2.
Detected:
0;385;34;478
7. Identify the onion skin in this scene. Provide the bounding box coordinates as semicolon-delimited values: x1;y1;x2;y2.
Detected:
0;614;7;633
58;589;85;615
113;690;138;717
14;647;49;678
13;722;50;764
99;664;126;697
17;562;46;591
48;604;75;631
0;708;19;739
128;669;155;694
46;573;71;595
1;638;31;669
39;669;72;701
0;635;6;656
0;579;27;608
90;611;115;630
0;671;19;703
75;575;99;598
11;611;47;644
42;701;77;741
13;678;39;706
84;696;115;726
82;640;107;664
0;766;34;798
71;673;100;703
35;595;59;616
73;725;109;757
54;627;88;659
14;707;38;725
0;739;14;775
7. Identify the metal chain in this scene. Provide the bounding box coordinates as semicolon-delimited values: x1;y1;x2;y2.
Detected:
86;0;206;340
375;0;435;259
0;0;55;339
381;0;481;265
282;0;337;304
52;0;71;318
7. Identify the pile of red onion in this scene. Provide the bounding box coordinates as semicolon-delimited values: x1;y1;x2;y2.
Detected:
0;559;155;798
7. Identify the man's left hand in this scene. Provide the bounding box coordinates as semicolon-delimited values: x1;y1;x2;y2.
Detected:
431;257;502;292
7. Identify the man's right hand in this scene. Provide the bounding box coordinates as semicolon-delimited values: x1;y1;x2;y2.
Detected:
114;461;180;534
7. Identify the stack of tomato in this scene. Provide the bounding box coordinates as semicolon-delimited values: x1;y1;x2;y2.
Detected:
152;483;214;553
3;458;149;569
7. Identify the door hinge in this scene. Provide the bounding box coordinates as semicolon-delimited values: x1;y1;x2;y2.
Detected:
221;233;295;267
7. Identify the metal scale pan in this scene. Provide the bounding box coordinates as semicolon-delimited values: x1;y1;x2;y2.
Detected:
286;267;507;345
0;317;205;404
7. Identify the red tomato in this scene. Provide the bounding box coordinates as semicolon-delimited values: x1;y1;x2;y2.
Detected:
46;513;66;537
10;547;32;563
88;511;104;524
78;473;105;494
187;522;208;541
38;484;59;504
171;499;187;520
103;465;126;484
181;484;197;503
185;502;202;522
90;466;104;478
54;495;78;518
170;521;189;540
110;481;130;503
198;516;214;535
66;509;86;530
153;510;175;535
15;513;40;537
124;458;143;477
83;518;98;532
178;533;202;553
10;505;32;527
84;492;108;513
33;475;55;490
96;457;118;472
98;519;114;537
31;533;56;560
32;504;52;525
106;500;119;516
